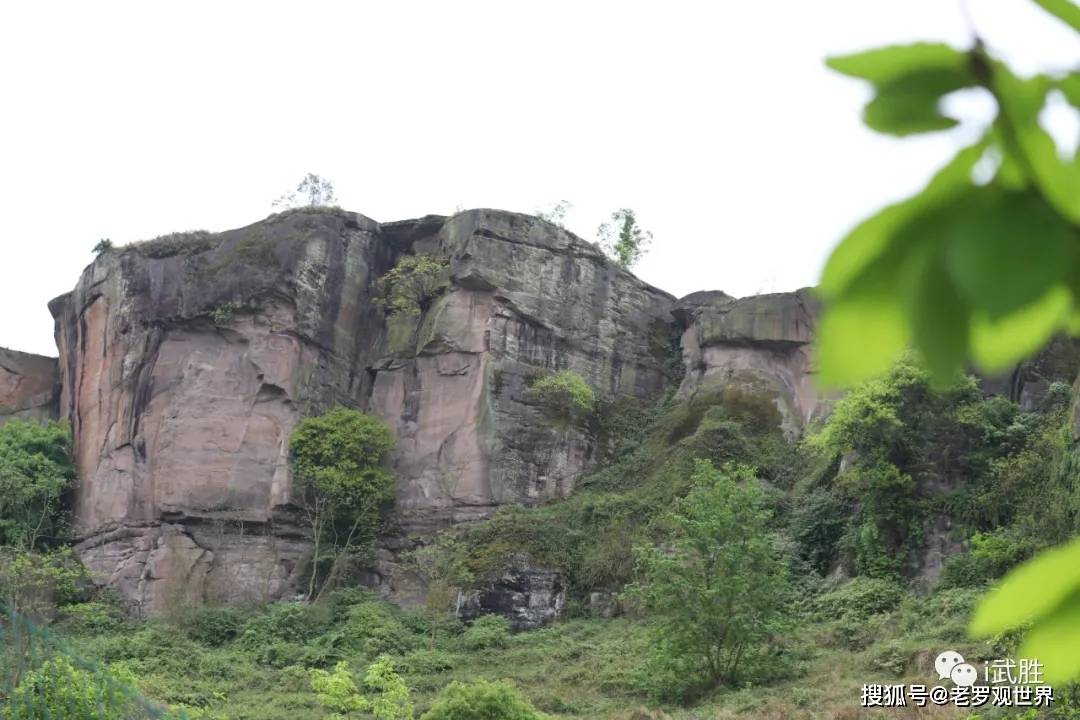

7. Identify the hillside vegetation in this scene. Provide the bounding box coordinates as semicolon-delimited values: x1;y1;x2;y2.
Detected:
5;357;1080;718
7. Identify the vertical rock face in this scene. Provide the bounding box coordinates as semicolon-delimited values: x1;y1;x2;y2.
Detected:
51;210;392;613
49;208;678;613
370;211;676;535
0;347;58;425
674;288;823;435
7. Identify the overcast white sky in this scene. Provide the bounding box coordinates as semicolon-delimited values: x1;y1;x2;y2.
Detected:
1;1;1078;356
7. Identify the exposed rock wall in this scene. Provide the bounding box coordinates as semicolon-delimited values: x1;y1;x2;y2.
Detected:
49;209;679;613
674;288;823;436
0;347;58;425
51;210;392;613
370;211;676;535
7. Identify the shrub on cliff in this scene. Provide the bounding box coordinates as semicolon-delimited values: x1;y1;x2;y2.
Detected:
421;680;544;720
527;371;595;427
289;407;396;600
374;254;450;319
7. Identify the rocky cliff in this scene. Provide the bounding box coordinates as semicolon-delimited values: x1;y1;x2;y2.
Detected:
46;208;715;613
0;348;58;425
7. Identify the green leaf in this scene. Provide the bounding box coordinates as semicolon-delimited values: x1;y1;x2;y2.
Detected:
863;67;972;136
819;138;988;297
969;284;1072;372
816;267;910;387
1033;0;1080;33
904;244;969;382
1018;593;1080;684
970;534;1080;638
826;43;968;84
1058;73;1080;110
828;43;976;137
994;67;1080;223
944;189;1077;319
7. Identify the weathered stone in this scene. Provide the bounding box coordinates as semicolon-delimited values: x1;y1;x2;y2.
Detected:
457;554;565;630
0;347;58;425
675;288;824;436
49;208;679;612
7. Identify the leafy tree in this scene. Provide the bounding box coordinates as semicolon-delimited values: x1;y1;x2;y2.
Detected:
816;1;1080;681
289;407;396;600
91;239;113;255
420;680;544;720
597;208;652;269
527;371;595;427
310;657;413;720
273;172;337;209
624;460;789;701
0;421;75;551
374;255;450;319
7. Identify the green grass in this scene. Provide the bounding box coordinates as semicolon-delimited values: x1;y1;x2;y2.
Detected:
42;581;1033;720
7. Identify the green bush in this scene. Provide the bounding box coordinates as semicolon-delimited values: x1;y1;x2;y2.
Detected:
814;577;905;621
176;605;251;646
238;603;329;650
939;528;1038;588
56;600;126;634
421;680;545;720
395;649;457;674
6;656;145;719
460;615;511;651
527;371;595;426
374;254;450;318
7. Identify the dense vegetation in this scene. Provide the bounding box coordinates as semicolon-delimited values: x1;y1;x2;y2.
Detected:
6;356;1079;718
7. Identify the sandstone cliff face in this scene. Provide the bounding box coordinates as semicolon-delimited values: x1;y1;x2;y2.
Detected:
51;210;392;612
371;211;676;535
50;208;678;613
0;347;58;425
674;288;823;436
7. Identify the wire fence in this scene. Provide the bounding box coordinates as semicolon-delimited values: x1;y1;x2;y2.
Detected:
0;604;186;719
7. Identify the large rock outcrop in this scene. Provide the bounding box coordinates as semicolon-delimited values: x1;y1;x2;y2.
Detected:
674;288;823;436
0;347;58;425
49;208;679;613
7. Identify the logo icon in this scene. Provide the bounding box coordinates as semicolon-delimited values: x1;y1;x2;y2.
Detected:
950;663;978;687
935;650;965;681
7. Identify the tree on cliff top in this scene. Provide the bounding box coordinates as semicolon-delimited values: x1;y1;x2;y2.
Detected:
273;172;337;210
598;208;652;270
289;407;396;601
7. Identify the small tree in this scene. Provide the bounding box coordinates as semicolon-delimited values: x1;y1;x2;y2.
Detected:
273;173;337;209
374;255;450;318
289;407;396;600
624;460;789;701
597;208;652;269
0;420;75;551
535;200;572;229
92;238;113;255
